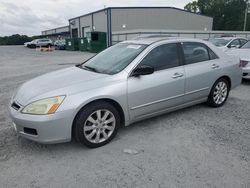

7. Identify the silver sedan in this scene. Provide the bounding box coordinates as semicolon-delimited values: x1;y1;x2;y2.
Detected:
9;37;242;148
226;41;250;80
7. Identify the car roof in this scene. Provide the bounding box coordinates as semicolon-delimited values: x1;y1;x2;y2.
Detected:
213;37;246;40
121;36;207;45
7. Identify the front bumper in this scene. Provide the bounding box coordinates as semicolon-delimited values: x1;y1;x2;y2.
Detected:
242;66;250;79
8;102;74;144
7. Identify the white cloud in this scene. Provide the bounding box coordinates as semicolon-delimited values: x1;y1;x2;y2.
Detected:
0;0;191;36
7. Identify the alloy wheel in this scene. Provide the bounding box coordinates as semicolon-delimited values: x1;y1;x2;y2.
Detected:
213;81;228;105
83;109;116;144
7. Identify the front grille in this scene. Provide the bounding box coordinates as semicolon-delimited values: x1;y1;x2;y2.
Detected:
11;102;21;111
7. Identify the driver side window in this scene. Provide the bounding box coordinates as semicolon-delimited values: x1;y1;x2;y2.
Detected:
140;43;180;71
229;39;240;47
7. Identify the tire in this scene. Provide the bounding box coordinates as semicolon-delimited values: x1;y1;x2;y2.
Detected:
207;78;230;107
46;44;52;48
29;44;36;48
74;101;120;148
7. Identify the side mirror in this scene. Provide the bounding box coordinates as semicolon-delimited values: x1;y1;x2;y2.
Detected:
131;65;154;77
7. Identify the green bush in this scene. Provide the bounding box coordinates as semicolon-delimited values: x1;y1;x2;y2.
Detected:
0;34;42;45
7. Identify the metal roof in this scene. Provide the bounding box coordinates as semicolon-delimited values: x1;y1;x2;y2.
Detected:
69;6;213;21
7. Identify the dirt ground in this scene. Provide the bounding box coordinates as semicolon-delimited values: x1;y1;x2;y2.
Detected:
0;46;249;188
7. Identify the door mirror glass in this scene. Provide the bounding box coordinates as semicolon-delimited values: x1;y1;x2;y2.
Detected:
131;65;154;77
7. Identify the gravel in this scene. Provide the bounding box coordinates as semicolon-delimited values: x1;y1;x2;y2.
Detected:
0;46;249;188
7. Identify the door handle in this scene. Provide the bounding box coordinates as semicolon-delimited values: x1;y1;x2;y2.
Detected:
172;73;184;79
211;64;220;69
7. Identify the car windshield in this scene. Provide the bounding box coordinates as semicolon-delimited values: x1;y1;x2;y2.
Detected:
81;43;147;75
209;38;231;47
240;41;250;49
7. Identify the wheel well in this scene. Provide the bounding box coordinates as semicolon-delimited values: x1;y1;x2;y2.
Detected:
71;98;125;139
219;76;231;90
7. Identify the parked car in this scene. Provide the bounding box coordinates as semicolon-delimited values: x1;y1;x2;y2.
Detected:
27;39;53;48
226;41;250;80
54;39;66;50
26;39;39;48
9;37;242;148
209;37;248;51
24;41;30;47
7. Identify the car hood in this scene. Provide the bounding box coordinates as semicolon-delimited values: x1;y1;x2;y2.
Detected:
14;66;108;105
217;46;228;52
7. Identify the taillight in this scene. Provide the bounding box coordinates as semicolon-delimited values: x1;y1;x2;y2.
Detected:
239;60;249;67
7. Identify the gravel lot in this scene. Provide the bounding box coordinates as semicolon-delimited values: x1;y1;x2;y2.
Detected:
0;46;249;188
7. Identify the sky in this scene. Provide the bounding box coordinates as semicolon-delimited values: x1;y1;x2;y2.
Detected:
0;0;192;36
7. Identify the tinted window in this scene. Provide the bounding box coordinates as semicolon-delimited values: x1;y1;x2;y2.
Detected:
241;41;250;49
240;39;247;46
208;48;218;60
182;42;209;64
209;38;231;47
229;39;240;47
140;43;179;71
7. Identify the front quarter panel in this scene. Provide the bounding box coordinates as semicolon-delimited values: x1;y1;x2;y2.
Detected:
58;77;129;126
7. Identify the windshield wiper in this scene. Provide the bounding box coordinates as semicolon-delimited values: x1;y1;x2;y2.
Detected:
83;65;100;73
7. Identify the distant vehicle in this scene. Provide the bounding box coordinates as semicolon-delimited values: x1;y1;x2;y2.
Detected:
240;40;250;49
54;39;66;50
24;42;30;47
226;41;250;80
9;37;242;148
209;37;248;51
27;39;53;48
25;39;37;48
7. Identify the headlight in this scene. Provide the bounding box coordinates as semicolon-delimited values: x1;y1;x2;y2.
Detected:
22;96;65;115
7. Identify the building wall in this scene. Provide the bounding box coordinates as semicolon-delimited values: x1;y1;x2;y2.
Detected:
69;18;80;37
111;8;213;32
93;11;107;32
79;15;92;37
56;26;69;33
68;7;213;46
70;10;108;38
42;26;69;36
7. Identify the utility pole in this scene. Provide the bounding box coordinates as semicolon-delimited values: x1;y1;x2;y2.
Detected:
244;0;250;31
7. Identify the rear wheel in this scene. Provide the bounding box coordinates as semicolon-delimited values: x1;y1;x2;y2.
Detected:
74;101;120;148
207;78;229;107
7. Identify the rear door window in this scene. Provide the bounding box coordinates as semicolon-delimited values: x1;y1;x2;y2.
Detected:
208;48;218;60
182;42;210;65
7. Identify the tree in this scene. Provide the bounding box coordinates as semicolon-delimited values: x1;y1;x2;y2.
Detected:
184;0;250;31
184;1;199;13
0;34;42;45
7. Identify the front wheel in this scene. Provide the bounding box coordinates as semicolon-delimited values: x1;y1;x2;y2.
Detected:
207;78;230;107
74;101;120;148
